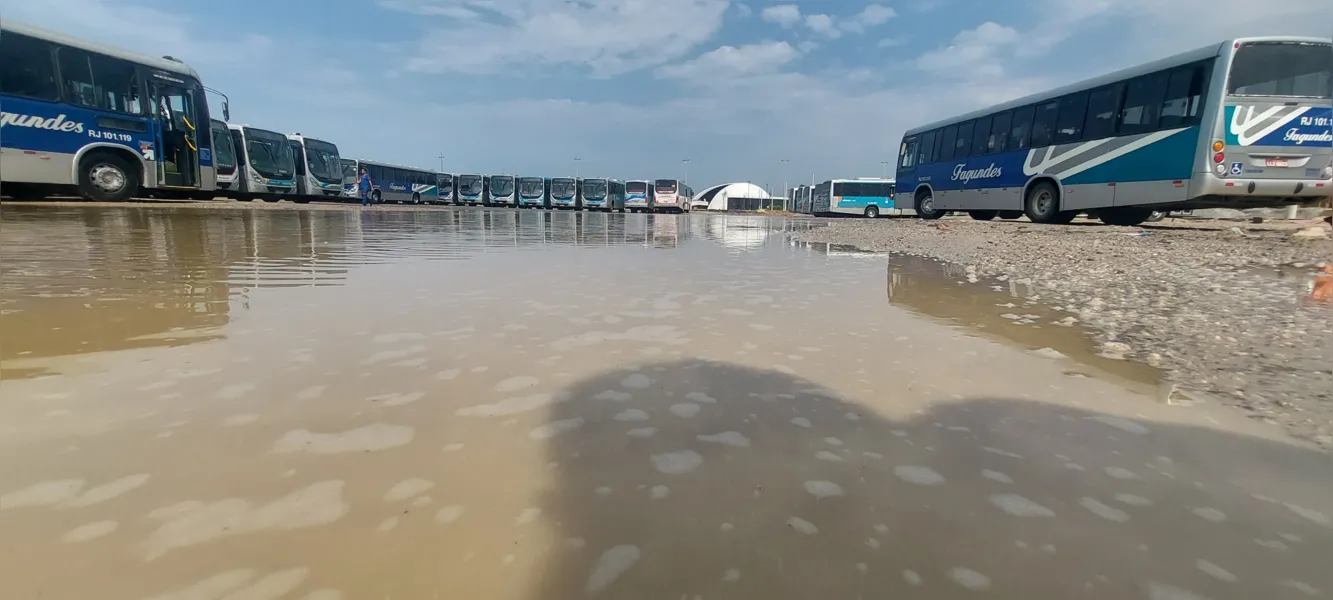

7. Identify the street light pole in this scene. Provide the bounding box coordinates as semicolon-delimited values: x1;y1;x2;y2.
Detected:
781;158;790;212
880;160;890;178
438;154;446;173
574;157;581;178
682;158;690;183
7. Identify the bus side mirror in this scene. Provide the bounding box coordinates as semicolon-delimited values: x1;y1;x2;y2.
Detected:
223;101;230;122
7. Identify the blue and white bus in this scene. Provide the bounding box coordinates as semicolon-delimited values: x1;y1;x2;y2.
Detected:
517;176;548;208
581;178;625;212
436;173;455;204
457;173;485;205
625;179;655;212
811;178;898;218
227;123;297;202
0;20;225;202
488;174;517;207
550;177;580;209
211;119;239;195
347;159;437;204
287;134;344;203
896;36;1332;226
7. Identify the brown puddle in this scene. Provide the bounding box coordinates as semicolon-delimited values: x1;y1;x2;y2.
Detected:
1;205;1329;600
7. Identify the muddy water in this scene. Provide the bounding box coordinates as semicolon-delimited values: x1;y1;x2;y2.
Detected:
2;205;1331;600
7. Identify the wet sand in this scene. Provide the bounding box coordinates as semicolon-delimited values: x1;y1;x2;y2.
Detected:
1;205;1330;599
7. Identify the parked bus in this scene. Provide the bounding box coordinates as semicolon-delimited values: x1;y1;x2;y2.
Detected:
625;180;655;212
488;174;517;207
211;119;239;195
550;177;580;209
227;123;297;202
287;134;344;202
436;173;455;204
581;178;625;212
457;173;485;205
653;179;693;213
0;20;224;202
895;36;1332;226
811;178;898;217
355;159;437;204
518;176;548;208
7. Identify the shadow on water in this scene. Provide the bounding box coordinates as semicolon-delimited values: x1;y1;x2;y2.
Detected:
533;360;1332;600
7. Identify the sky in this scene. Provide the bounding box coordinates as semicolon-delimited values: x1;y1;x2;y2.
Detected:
3;0;1329;191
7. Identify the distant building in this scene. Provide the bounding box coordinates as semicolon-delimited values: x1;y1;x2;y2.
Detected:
691;183;776;211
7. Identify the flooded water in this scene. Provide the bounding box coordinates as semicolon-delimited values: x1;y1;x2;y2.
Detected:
2;205;1331;600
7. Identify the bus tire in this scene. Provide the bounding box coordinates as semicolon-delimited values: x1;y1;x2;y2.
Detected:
998;210;1023;220
412;192;421;204
262;196;280;202
969;210;998;221
77;152;138;202
914;190;944;220
293;197;311;204
1023;181;1062;224
371;190;382;204
864;205;880;219
1100;207;1153;227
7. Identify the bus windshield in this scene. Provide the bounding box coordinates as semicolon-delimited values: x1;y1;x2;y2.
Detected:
491;176;515;196
627;181;647;195
582;180;607;199
655;179;677;193
244;128;293;179
551;179;577;198
304;139;342;183
519;178;545;197
211;123;237;170
459;175;484;194
1228;41;1332;98
341;160;358;185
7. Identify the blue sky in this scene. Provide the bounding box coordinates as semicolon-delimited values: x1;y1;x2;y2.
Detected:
4;0;1328;191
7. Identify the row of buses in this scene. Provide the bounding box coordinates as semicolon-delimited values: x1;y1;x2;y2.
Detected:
0;20;697;213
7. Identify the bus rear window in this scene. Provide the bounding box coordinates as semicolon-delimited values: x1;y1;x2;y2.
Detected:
655;180;677;193
627;182;647;194
1228;42;1331;98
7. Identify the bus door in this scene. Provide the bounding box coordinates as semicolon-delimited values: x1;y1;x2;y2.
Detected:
150;78;201;189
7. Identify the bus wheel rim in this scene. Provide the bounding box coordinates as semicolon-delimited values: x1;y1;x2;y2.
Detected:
921;196;934;213
1037;191;1054;214
90;164;126;193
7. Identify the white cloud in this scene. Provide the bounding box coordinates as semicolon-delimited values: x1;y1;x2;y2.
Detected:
877;37;908;48
656;42;800;83
760;4;802;28
916;22;1019;80
732;2;753;18
389;0;731;76
804;14;841;39
841;4;896;33
376;0;480;19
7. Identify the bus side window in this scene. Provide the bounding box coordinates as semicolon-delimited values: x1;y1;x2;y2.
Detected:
1083;83;1124;141
1119;72;1167;135
0;33;60;101
988;111;1011;154
954;121;974;159
938;125;959;162
90;54;142;114
1160;66;1205;129
899;137;918;169
918;130;936;165
56;47;99;109
1030;101;1059;148
1054;91;1089;144
970;115;992;157
1009;105;1035;151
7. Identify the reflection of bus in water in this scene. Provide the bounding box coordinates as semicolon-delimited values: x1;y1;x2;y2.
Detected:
653;179;693;213
580;211;611;246
488;174;517;207
625;180;655;212
550;177;580;209
623;212;650;244
518;176;548;208
483;210;518;247
457;173;485;205
651;214;679;248
515;209;548;245
549;210;578;245
580;178;625;212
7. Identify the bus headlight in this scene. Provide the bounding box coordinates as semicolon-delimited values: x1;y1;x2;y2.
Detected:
1214;163;1228;177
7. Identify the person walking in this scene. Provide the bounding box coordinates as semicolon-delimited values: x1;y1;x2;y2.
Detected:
358;167;373;207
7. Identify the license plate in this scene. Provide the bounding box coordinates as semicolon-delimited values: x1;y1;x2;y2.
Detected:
1265;158;1289;168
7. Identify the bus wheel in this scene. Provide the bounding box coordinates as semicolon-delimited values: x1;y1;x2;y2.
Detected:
412;192;421;204
969;210;998;221
262;196;280;203
915;191;944;220
77;152;138;202
1023;181;1063;224
372;191;382;204
863;205;880;219
293;197;311;204
1099;207;1153;227
998;210;1023;220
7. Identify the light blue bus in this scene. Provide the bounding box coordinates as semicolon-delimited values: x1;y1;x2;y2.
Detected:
811;178;898;218
287;134;344;203
457;173;485;205
488;174;517;207
550;177;580;209
581;178;625;212
517;176;548;208
0;20;225;202
896;36;1332;226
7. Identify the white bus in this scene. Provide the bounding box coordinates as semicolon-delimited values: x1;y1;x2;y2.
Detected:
210;119;239;195
457;173;485;205
550;177;580;209
227;123;297;202
581;178;625;212
436;173;455;204
653;179;692;213
0;20;226;202
488;174;517;207
810;178;898;218
517;176;548;208
287;134;344;203
895;36;1332;226
625;180;655;212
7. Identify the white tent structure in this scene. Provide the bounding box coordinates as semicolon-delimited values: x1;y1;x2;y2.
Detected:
691;182;776;211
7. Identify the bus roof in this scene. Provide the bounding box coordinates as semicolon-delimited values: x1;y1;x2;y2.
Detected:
286;133;335;145
229;123;287;137
1;19;203;80
903;36;1330;136
353;158;433;172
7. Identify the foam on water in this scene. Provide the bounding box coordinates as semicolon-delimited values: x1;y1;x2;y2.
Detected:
529;418;586;440
697;431;751;448
271;424;413;455
894;466;945;486
651;450;703;474
804;481;844;499
585;545;641;593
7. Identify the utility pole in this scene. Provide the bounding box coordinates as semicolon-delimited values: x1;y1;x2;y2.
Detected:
682;158;690;183
781;158;790;212
880;160;890;178
438;154;446;173
574;157;581;178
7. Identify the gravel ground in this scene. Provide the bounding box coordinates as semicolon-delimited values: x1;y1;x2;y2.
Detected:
793;216;1333;449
